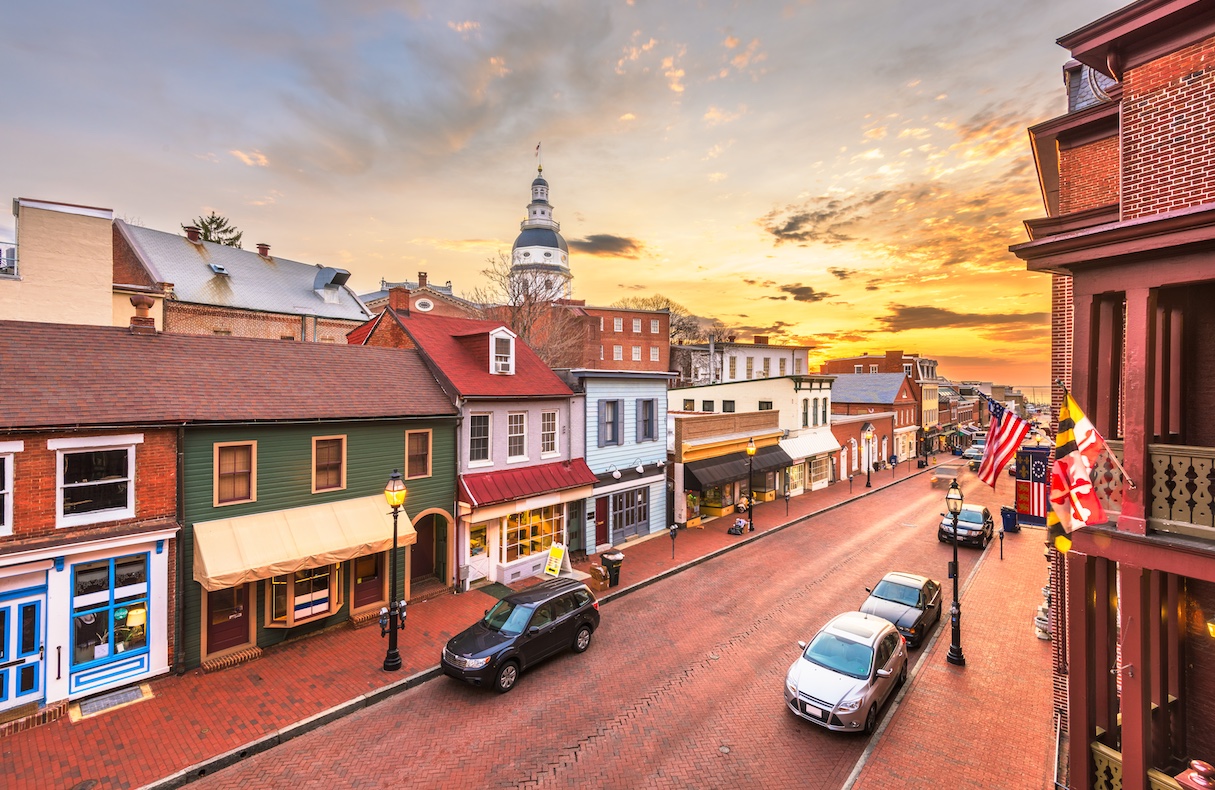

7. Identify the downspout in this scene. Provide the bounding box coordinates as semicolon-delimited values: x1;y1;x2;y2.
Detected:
453;400;464;593
174;424;186;676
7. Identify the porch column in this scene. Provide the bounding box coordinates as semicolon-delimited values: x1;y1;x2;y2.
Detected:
1119;288;1158;534
1118;563;1152;790
1094;296;1123;439
673;462;687;526
1094;558;1117;737
1067;551;1095;790
1071;290;1095;420
1149;571;1170;768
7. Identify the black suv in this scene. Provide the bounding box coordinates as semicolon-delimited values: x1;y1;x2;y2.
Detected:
441;578;600;693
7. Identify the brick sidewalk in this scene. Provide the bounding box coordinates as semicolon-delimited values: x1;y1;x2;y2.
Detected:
0;461;1051;790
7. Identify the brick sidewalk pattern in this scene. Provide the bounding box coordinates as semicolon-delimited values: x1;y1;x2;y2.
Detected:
0;462;1054;790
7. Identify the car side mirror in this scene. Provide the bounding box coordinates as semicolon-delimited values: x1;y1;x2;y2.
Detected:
529;626;540;636
797;640;807;650
876;668;893;678
864;586;872;593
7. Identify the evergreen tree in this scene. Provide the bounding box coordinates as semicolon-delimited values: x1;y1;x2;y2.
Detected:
183;211;243;248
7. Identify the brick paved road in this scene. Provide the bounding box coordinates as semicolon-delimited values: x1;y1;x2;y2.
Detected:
193;473;1007;789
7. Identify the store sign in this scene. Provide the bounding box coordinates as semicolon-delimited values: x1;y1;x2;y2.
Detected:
544;542;567;577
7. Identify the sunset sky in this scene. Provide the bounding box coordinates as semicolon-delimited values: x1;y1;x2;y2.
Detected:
3;0;1122;389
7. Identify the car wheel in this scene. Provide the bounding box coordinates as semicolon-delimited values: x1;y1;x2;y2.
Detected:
864;704;878;734
494;661;520;694
573;624;592;654
897;661;908;687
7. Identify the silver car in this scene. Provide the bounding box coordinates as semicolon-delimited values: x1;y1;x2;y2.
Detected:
784;611;908;733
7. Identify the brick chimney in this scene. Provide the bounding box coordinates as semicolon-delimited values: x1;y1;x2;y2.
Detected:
388;286;411;314
184;226;201;243
418;271;428;288
753;335;769;345
257;243;270;257
129;294;157;335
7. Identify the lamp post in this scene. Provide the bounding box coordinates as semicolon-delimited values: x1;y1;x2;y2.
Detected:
945;478;966;666
746;437;756;532
863;427;873;488
382;470;408;672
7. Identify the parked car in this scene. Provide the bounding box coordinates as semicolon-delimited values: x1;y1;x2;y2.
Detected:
961;446;984;463
860;572;942;648
441;578;600;693
938;503;995;547
784;611;907;733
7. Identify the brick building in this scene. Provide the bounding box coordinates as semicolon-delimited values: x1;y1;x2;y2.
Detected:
829;373;920;466
821;350;943;456
1011;2;1215;787
359;272;477;318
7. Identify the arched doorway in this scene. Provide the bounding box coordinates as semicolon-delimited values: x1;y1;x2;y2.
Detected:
410;513;449;587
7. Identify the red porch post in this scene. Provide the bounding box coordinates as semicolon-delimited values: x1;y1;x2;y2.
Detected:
1067;551;1095;790
1119;563;1152;790
1118;288;1158;535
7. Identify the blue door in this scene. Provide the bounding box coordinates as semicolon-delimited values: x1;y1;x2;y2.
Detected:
0;593;45;712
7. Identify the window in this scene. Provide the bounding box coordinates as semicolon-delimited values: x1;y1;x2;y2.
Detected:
613;345;623;361
636;399;656;441
632;318;642;333
758;401;773;411
501;505;565;562
702;400;714;412
599;317;604;330
650;346;660;362
52;434;142;527
762;357;771;377
854;364;863;373
795;358;802;375
812;398;819;426
541;411;558;455
214;442;255;506
493;335;514;374
312;436;345;492
72;554;149;668
469;414;491;463
822;399;828;424
600;345;604;361
904;363;914;377
599;400;623;446
650;319;659;334
268;564;339;627
0;441;18;537
507;413;527;460
610;488;649;536
802;399;809;428
779;359;786;376
683;399;695;411
614;317;623;332
722;400;735;413
728;357;737;379
406;430;431;478
870;364;879;373
632;346;641;361
745;358;754;379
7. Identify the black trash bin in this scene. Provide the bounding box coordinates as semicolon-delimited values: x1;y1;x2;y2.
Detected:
1001;505;1020;533
917;459;928;469
601;551;625;587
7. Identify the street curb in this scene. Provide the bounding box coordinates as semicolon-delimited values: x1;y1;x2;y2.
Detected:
140;465;939;788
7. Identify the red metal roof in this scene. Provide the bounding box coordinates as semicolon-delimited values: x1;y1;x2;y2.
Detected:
345;314;380;346
459;458;597;508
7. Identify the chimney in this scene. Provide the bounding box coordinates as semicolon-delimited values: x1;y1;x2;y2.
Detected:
418;271;428;288
388;286;411;314
129;294;157;335
753;335;769;345
256;243;270;257
726;335;736;343
184;226;201;243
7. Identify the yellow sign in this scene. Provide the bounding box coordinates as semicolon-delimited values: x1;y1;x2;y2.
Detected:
543;542;567;577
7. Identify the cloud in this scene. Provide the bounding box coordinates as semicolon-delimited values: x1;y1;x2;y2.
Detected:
759;192;888;245
568;234;643;258
230;149;269;167
779;284;834;302
703;105;744;125
828;267;854;280
876;303;1048;333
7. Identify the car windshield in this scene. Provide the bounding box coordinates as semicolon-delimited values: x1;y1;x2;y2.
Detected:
872;580;920;607
959;510;984;524
803;632;873;679
482;599;534;636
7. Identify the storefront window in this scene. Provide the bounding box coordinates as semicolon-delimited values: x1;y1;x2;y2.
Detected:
469;523;488;557
811;457;830;485
500;505;565;563
702;485;735;508
686;491;700;519
268;564;338;627
72;554;149;668
788;462;806;491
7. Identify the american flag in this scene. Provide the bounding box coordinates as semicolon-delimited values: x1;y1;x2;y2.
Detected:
977;397;1031;488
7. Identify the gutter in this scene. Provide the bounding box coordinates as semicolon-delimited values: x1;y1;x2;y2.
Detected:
174;424;186;676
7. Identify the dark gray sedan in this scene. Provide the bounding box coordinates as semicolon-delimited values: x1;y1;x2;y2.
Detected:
859;572;941;648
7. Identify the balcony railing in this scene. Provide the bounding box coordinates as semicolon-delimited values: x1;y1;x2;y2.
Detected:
1149;443;1215;539
0;241;16;277
1093;440;1126;515
1091;741;1182;790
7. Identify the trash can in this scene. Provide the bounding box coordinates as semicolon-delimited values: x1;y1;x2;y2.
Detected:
917;459;928;469
601;551;625;587
1001;505;1019;533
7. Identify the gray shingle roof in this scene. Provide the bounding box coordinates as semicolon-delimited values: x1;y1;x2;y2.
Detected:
829;373;908;404
117;221;372;321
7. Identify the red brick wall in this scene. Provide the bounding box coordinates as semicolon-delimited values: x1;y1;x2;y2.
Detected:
1059;137;1120;214
580;308;670;371
164;302;361;344
1186;577;1215;759
363;316;417;349
3;429;177;542
112;225;159;289
1122;36;1215;219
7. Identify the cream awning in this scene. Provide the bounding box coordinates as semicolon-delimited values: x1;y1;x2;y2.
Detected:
780;429;842;461
192;494;415;592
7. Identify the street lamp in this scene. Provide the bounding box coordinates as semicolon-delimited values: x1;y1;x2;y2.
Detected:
382;470;408;672
945;478;966;666
863;427;874;488
746;437;756;532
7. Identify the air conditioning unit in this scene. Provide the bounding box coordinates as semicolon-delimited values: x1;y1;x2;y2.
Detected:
494;361;512;374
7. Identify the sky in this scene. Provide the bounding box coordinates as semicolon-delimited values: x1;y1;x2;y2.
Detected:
3;0;1122;390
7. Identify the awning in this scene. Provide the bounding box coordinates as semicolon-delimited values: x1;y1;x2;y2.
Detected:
779;430;841;460
685;445;795;489
459;458;598;509
193;494;414;592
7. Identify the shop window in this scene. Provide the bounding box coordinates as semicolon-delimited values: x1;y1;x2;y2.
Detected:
406;430;432;478
501;505;565;563
469;414;491;464
71;554;149;669
312;436;345;492
268;565;340;627
507;413;527;460
52;434;142;527
469;523;488;557
702;485;734;509
788;462;806;491
610;488;649;534
214;441;256;506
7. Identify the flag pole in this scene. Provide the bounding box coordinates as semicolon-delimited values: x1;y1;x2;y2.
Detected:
1053;379;1136;489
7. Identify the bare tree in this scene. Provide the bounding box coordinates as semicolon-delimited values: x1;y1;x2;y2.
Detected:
612;294;701;343
466;252;588;368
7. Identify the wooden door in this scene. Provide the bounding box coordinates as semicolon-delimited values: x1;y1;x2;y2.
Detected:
206;586;248;654
594;497;608;548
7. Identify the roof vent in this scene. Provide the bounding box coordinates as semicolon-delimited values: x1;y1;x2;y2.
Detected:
256;243;270;257
313;267;351;290
209;263;230;276
184;226;202;243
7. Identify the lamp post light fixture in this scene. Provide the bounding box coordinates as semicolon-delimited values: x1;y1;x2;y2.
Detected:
746;438;756;532
382;470;408;672
863;427;874;488
945;478;966;667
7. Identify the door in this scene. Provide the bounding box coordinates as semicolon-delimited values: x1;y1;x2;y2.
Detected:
353;555;384;609
0;593;44;712
467;522;489;584
523;602;564;665
207;586;249;654
594;498;608;548
411;514;435;580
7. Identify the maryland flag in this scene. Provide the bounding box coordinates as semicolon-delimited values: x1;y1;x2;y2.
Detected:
1047;389;1116;552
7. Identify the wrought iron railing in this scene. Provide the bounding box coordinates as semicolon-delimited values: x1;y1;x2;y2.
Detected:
1148;443;1215;539
1091;741;1182;790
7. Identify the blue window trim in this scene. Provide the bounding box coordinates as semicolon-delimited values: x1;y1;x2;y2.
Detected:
70;553;151;672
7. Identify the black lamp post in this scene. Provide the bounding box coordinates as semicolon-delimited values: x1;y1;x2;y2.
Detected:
382;470;408;672
746;437;756;532
945;478;966;666
863;427;873;488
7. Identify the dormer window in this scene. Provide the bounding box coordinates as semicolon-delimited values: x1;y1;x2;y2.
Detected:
491;330;515;375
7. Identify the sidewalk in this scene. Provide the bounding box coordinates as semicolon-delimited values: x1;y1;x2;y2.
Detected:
1;461;1047;789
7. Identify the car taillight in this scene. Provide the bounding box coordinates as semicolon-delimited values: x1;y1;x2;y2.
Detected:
592;600;600;611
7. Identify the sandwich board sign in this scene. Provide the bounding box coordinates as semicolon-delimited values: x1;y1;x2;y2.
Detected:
544;542;571;577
